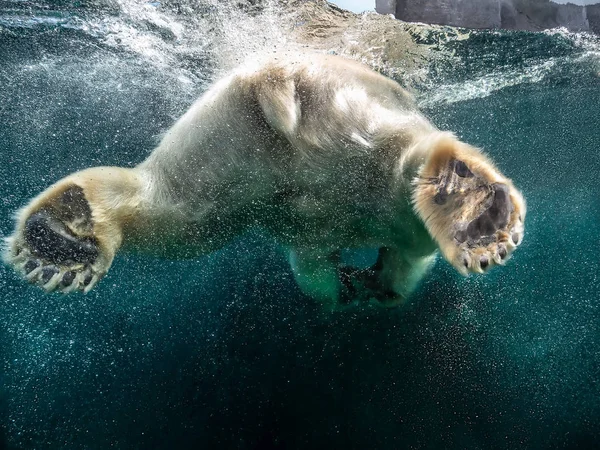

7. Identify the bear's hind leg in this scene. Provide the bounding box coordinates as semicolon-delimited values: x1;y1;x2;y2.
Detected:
288;248;342;310
341;247;436;307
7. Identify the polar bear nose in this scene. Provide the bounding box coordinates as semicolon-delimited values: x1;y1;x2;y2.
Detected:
465;183;512;240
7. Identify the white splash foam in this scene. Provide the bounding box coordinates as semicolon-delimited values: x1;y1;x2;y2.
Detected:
418;59;558;107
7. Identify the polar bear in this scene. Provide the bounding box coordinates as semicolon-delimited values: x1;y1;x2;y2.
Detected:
3;54;525;308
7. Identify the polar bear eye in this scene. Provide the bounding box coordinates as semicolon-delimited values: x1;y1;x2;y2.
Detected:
454;160;474;178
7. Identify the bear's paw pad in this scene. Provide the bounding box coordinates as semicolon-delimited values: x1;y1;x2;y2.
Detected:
453;182;524;274
4;186;104;293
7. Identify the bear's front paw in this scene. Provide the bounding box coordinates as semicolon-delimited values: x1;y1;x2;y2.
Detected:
414;141;526;275
4;185;108;293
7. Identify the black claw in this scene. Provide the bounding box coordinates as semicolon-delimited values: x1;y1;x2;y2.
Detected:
463;258;469;269
480;256;489;270
41;266;59;284
61;271;76;287
512;233;520;245
24;259;40;274
498;247;507;259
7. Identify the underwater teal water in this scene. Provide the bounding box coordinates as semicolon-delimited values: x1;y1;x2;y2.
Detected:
0;1;599;448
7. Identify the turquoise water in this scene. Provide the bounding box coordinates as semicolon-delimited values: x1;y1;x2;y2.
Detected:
0;1;599;448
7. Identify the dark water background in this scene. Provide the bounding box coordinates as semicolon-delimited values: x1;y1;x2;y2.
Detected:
0;1;599;448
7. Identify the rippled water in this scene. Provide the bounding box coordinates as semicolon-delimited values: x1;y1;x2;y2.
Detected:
0;1;599;448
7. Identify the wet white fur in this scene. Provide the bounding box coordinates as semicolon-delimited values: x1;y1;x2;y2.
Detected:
4;53;525;306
